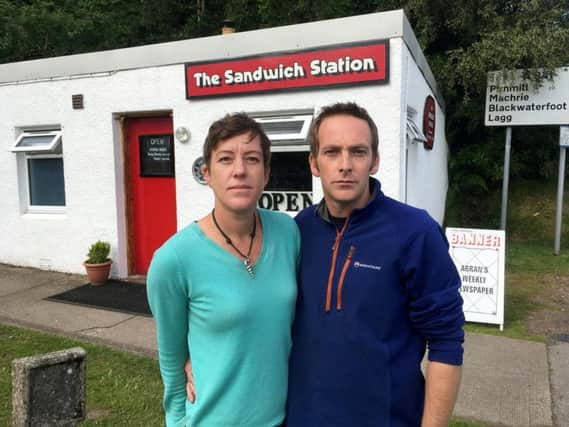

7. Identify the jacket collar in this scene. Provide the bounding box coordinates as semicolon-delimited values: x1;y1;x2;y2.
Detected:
315;177;383;224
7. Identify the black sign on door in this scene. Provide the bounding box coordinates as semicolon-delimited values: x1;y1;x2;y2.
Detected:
139;134;175;177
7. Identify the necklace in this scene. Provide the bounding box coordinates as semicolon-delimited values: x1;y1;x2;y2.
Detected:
211;209;257;278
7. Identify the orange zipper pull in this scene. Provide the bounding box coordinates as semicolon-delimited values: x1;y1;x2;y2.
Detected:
336;245;355;311
325;218;350;313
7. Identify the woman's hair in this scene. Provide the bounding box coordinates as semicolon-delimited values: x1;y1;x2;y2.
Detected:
203;113;271;168
308;102;379;159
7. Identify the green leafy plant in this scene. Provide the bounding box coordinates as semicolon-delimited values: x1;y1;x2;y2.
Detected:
85;241;111;264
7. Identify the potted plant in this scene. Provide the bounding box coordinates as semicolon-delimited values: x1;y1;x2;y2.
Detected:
84;241;112;286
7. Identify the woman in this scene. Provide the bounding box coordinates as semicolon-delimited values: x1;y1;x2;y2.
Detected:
147;113;299;427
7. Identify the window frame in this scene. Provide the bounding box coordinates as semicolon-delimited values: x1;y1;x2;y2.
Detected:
255;114;313;145
12;128;66;214
11;130;63;153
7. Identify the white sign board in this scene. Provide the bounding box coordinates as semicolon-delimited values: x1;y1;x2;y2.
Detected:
561;126;569;147
485;68;569;126
446;227;506;330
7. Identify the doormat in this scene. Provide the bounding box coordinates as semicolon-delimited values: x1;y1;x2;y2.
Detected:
46;280;152;317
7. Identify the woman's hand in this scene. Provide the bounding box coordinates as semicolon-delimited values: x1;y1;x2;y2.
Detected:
185;359;196;403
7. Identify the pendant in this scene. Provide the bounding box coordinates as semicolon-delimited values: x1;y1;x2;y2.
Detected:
243;257;255;278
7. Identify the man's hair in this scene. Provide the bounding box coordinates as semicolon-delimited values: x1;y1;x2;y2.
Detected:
308;102;379;158
203;113;271;168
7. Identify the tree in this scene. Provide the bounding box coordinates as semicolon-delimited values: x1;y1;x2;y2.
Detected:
1;0;567;225
398;0;569;225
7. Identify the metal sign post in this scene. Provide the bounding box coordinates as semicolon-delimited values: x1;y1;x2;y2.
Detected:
500;127;512;230
554;126;569;255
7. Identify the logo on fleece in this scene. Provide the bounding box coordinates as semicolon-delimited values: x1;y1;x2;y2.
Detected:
353;261;382;271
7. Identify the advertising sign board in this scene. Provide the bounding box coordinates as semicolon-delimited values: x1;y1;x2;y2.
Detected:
446;227;506;330
485;68;569;126
139;135;175;177
185;41;389;99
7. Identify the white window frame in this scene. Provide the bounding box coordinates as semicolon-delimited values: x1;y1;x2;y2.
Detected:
11;130;62;153
252;112;314;215
13;128;66;214
254;114;313;145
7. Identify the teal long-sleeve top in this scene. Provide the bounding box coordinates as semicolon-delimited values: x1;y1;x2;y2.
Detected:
147;209;300;427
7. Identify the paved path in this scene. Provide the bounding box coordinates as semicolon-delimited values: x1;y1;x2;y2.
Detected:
1;263;565;426
456;333;552;426
548;341;569;427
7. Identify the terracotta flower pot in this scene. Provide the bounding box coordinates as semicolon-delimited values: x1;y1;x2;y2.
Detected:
84;260;112;286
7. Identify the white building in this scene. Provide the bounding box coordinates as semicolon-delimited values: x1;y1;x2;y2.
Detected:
0;9;449;278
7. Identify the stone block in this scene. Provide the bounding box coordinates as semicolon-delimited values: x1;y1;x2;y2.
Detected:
12;347;86;427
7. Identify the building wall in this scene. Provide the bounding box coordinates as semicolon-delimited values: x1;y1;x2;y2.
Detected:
0;66;186;275
175;37;404;223
0;38;404;276
402;43;449;224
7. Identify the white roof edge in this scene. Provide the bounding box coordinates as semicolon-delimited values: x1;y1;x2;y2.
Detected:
0;8;443;109
401;13;445;111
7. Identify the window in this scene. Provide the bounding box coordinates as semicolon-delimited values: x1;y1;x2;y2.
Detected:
253;112;314;213
11;129;66;211
12;130;62;152
255;114;312;146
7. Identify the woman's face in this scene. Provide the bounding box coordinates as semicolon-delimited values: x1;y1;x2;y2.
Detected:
203;132;269;214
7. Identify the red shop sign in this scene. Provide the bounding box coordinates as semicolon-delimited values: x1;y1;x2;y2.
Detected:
423;95;436;150
185;40;389;99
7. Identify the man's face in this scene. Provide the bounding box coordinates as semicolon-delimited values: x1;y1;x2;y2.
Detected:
203;132;269;214
309;114;379;217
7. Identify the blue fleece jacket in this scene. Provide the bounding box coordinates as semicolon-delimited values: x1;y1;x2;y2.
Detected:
286;178;464;427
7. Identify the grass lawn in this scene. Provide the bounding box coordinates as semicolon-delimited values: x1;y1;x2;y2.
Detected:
451;178;569;341
1;322;488;426
0;323;164;426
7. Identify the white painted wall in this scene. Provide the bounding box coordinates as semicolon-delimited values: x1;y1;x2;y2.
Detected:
402;44;449;224
0;37;448;276
0;66;186;275
0;56;403;276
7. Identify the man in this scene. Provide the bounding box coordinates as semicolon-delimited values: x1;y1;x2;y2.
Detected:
285;102;464;427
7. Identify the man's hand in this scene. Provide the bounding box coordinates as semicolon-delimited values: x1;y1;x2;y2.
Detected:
422;361;461;427
184;359;196;403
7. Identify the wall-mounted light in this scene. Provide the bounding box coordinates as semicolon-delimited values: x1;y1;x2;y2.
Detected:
175;127;191;143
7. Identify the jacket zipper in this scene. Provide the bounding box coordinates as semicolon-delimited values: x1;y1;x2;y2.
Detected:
324;218;350;313
336;245;355;311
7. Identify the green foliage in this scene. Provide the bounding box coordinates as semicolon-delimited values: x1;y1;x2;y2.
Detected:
86;240;111;264
449;419;489;427
399;0;569;226
461;177;569;341
1;1;568;227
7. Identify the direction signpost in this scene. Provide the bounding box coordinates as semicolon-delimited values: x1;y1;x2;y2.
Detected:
555;126;569;255
485;68;569;251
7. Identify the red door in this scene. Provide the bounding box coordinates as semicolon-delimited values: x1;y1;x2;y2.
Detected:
126;117;177;274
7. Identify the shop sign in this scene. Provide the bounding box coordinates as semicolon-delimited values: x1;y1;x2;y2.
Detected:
139;135;174;177
423;95;436;150
258;191;313;212
445;227;505;329
485;68;569;126
185;41;389;99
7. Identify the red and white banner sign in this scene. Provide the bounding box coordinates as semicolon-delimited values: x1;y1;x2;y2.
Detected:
445;227;506;330
185;41;389;99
